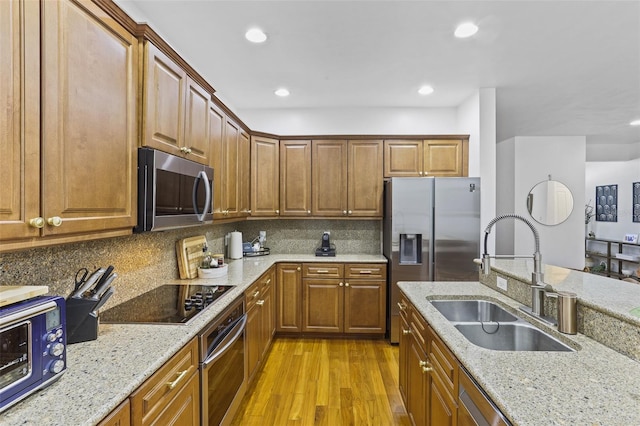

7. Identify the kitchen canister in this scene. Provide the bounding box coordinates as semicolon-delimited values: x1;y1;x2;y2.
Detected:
228;231;243;259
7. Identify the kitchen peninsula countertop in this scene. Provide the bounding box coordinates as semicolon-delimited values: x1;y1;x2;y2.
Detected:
1;254;385;426
399;281;640;426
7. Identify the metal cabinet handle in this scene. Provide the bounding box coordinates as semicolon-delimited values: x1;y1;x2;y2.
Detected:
397;302;407;311
307;210;311;214
339;282;343;287
256;300;265;306
29;217;45;228
419;360;433;373
265;278;272;284
47;216;62;227
167;369;189;390
402;328;411;335
297;267;301;271
343;210;347;215
359;270;372;275
419;171;423;176
345;282;350;287
253;290;260;298
317;269;329;274
348;210;352;215
275;209;280;214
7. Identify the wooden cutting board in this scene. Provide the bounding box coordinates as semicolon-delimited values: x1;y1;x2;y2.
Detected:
0;286;48;307
176;236;207;279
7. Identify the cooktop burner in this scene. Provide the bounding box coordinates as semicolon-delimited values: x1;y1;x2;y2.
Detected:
100;284;233;324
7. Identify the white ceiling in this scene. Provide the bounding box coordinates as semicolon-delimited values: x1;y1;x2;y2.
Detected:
115;0;640;145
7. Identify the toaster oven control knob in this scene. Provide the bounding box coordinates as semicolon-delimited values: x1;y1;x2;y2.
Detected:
50;342;65;357
49;359;65;374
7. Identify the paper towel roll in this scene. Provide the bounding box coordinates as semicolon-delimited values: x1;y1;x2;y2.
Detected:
228;231;243;259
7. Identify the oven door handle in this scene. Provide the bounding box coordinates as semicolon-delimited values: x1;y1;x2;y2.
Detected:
202;314;246;367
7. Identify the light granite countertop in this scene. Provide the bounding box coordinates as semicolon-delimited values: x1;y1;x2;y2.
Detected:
489;258;640;324
1;254;385;426
399;281;640;426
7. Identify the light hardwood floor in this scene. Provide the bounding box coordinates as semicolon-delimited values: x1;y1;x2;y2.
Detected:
231;338;411;426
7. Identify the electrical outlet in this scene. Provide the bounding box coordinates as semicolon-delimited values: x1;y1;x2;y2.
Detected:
497;276;508;291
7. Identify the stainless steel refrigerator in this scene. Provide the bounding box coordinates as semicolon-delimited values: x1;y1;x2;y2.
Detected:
383;177;481;343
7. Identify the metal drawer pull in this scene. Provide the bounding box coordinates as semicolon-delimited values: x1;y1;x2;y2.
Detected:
358;270;372;274
317;269;329;274
167;369;189;390
256;300;265;306
265;278;271;284
402;328;411;335
397;302;406;311
419;360;433;373
253;290;260;298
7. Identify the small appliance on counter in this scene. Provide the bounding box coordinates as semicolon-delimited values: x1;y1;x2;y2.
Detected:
227;231;244;259
315;231;336;256
65;266;116;344
0;292;67;413
243;230;271;257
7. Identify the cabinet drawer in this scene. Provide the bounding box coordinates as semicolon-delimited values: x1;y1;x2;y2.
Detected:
429;327;458;396
245;281;261;310
130;338;198;426
302;263;343;278
345;263;386;279
410;309;428;353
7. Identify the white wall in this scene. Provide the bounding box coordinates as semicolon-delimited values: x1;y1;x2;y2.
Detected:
495;136;586;270
237;106;457;136
585;157;640;241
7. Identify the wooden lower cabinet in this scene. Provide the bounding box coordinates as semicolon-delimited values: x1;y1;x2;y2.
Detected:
130;338;199;426
301;263;386;335
276;263;303;332
245;266;275;382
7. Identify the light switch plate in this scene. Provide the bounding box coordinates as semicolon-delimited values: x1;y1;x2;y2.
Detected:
497;276;508;291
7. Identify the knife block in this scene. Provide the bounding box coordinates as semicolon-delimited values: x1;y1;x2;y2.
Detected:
65;298;99;344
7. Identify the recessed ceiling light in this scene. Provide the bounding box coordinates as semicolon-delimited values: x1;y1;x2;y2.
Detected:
630;119;640;126
245;28;267;43
454;22;479;38
418;85;434;96
275;88;290;97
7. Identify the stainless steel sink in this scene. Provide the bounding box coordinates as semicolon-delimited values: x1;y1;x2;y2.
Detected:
430;300;518;322
430;298;575;352
454;322;574;352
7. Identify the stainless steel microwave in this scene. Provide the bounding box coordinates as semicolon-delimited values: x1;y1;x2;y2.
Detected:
135;148;213;232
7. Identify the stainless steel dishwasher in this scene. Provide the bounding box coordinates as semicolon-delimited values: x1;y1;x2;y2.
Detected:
458;367;511;426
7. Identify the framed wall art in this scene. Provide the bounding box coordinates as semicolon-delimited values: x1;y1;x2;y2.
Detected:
595;184;617;222
633;182;640;223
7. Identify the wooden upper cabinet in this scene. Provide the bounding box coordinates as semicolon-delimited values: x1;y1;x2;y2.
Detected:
0;0;40;241
312;140;348;216
142;41;211;165
142;42;186;156
184;77;210;164
424;139;466;177
384;140;423;177
384;139;468;177
208;102;225;218
348;140;383;217
280;140;312;217
251;136;280;217
239;130;251;217
40;0;138;236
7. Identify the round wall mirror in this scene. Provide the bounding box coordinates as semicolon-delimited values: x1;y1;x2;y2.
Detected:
526;180;574;226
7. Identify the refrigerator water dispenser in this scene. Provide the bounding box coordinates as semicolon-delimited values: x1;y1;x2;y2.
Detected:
399;234;422;264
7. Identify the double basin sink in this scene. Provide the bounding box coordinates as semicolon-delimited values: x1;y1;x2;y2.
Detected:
430;299;574;352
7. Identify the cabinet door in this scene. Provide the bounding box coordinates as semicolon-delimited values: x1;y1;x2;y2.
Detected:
260;276;275;358
150;371;199;426
183;77;210;165
0;0;40;241
343;279;386;334
209;102;226;218
302;278;343;333
423;139;465;177
239;130;251;216
245;302;261;382
383;140;423;177
276;263;302;332
428;373;456;426
41;0;137;236
348;140;383;217
280;140;312;216
407;332;428;426
251;136;280;217
312;140;347;216
223;119;240;217
142;42;186;156
398;306;410;406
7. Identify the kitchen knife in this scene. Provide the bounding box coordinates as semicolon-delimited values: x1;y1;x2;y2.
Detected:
91;286;114;314
88;265;114;297
91;272;117;300
71;267;105;298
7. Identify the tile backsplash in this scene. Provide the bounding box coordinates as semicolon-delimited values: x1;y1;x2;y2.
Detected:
0;219;381;307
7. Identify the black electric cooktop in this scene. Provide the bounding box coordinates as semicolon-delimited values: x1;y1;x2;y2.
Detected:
100;284;233;324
